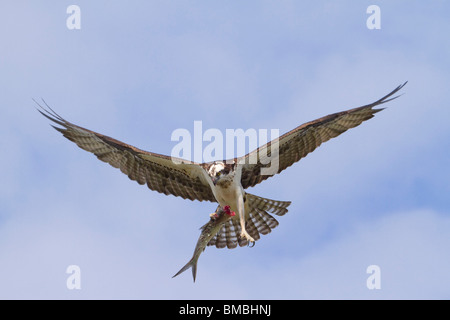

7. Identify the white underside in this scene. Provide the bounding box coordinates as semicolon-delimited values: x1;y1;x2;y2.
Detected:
201;165;254;242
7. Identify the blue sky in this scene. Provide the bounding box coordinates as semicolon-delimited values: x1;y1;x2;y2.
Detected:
0;1;449;299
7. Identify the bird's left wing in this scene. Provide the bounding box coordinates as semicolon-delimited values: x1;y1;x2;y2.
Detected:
37;102;216;202
237;82;407;189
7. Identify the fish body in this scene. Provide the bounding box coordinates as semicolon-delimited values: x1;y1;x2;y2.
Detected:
172;206;234;282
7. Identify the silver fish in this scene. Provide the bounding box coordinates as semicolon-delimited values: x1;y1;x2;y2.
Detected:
172;205;235;282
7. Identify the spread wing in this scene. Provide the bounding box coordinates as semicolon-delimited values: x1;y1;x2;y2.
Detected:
238;82;407;189
37;101;216;202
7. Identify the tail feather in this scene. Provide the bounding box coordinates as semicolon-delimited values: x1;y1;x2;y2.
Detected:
246;193;291;216
207;194;291;249
172;257;198;282
251;207;279;235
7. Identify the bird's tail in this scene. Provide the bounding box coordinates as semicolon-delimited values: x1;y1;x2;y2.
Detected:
172;256;198;282
206;194;292;249
243;193;291;244
246;193;291;216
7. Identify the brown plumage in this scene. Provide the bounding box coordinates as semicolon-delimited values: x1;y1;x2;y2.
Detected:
37;103;216;202
238;82;407;188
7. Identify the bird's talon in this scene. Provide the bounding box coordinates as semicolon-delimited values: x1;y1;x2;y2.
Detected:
240;231;255;243
209;212;219;220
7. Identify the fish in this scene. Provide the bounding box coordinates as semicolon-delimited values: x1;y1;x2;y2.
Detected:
172;205;235;282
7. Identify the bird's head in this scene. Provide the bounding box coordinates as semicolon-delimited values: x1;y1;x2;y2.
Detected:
207;161;235;186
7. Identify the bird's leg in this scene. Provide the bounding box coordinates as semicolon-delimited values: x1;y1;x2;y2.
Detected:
236;192;254;243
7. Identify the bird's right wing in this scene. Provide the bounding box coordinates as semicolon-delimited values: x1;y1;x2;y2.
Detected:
37;101;216;202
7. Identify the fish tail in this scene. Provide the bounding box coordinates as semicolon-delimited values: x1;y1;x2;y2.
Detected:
172;257;198;282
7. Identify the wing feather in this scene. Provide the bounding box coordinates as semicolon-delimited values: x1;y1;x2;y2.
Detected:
37;101;216;202
238;82;407;188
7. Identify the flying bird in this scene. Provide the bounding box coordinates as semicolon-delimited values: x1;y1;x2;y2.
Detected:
37;82;406;279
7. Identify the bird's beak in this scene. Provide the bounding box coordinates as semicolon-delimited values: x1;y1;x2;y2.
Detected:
211;176;218;186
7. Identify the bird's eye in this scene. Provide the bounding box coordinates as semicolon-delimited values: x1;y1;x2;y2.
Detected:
216;172;221;177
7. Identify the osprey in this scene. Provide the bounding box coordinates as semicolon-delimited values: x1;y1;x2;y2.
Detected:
37;82;406;254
